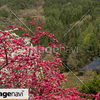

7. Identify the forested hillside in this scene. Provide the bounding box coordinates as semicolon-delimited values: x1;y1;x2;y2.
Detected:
0;0;44;30
42;0;100;71
0;0;39;9
0;0;100;72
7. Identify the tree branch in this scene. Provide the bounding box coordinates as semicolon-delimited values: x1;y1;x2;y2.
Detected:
0;41;8;70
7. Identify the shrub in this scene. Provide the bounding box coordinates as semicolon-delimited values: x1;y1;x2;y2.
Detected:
0;9;9;18
80;74;100;94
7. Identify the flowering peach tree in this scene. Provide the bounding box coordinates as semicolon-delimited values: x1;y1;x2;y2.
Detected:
0;19;100;100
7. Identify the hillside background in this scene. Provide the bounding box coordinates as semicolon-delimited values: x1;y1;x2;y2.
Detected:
0;0;100;72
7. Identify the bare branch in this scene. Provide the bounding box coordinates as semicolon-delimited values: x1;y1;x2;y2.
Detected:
27;39;33;57
0;63;9;70
0;41;8;70
3;44;8;65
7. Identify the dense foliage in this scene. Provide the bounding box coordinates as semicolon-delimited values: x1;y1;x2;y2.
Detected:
0;9;9;18
80;74;100;95
0;0;39;10
42;0;100;71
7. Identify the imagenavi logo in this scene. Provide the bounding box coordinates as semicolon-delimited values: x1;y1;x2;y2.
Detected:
0;89;28;100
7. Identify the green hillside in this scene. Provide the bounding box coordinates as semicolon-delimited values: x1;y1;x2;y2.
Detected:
0;0;100;72
0;0;44;30
42;0;100;71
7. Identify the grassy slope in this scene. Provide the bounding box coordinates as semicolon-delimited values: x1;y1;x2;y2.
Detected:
62;70;96;91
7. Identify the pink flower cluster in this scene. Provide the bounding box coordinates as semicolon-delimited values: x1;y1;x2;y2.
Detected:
0;19;100;100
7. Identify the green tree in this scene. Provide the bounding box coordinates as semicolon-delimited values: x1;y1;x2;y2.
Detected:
80;74;100;94
0;9;9;18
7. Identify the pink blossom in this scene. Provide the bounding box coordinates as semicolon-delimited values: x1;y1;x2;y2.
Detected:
37;26;41;30
9;25;15;28
56;52;60;57
31;36;36;39
24;33;29;37
18;26;23;30
33;18;36;21
33;40;39;43
61;47;65;50
30;21;34;25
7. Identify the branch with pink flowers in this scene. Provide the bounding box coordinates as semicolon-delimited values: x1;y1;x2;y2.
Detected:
0;18;100;100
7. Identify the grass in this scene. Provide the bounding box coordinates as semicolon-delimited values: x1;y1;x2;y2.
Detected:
61;70;96;91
